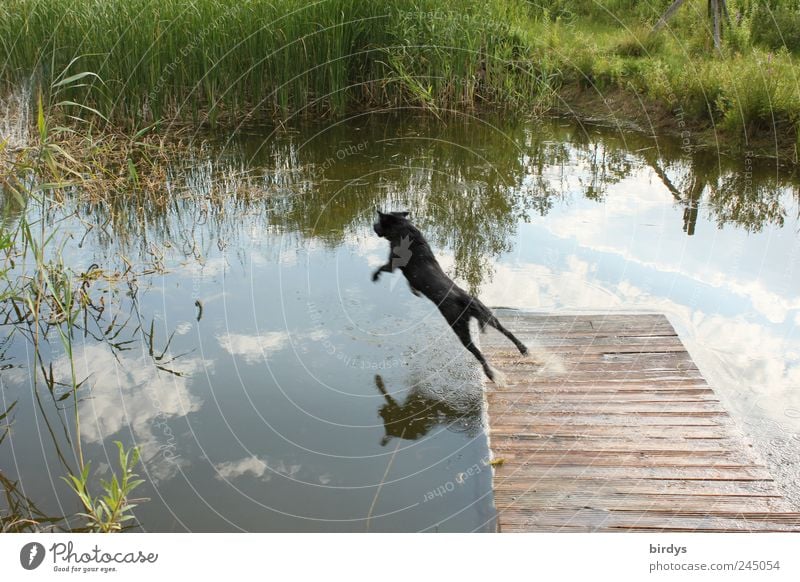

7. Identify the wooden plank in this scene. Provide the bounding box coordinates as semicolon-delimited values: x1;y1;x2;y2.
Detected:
499;509;800;532
491;336;687;347
483;312;800;533
489;393;720;403
489;402;728;414
493;352;698;365
492;442;746;455
492;491;788;513
497;369;706;381
493;414;731;426
495;388;718;397
495;477;783;497
490;386;715;394
494;460;773;481
490;425;732;438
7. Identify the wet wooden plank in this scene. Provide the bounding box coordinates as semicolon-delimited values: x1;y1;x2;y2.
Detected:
494;415;732;427
493;463;774;481
483;312;800;532
497;477;782;496
500;509;800;532
490;425;732;438
491;441;738;453
492;491;788;513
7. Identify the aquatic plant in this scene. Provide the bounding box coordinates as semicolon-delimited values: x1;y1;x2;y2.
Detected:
1;72;154;532
1;471;66;532
63;441;146;533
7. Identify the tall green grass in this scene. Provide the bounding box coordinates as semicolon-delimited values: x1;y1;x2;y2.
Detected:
0;0;549;126
2;0;800;154
515;1;800;154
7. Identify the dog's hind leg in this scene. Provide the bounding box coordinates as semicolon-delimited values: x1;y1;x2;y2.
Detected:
487;315;529;355
451;318;495;381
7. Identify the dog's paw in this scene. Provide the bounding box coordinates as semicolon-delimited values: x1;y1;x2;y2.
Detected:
490;368;507;387
371;271;381;282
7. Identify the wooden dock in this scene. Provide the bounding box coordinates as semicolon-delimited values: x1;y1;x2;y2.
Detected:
483;311;800;532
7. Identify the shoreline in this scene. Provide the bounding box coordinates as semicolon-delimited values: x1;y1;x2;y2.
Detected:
554;84;798;167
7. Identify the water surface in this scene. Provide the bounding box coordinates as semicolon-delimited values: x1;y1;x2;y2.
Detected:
2;113;799;530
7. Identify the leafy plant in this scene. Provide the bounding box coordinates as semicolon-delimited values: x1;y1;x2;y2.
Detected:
63;441;146;533
751;2;800;54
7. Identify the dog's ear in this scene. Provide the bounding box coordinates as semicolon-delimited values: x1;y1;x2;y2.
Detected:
398;211;409;218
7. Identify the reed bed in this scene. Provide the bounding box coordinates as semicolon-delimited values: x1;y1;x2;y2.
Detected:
0;0;549;127
3;0;800;156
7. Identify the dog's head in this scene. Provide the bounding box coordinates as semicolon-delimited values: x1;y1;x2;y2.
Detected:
373;209;410;239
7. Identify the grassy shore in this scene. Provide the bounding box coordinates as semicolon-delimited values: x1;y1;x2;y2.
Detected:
0;0;549;124
526;1;800;159
1;0;800;159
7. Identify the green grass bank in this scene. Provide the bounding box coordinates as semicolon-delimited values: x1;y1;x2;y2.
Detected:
1;0;800;159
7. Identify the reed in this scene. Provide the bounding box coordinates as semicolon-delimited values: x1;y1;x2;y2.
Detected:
4;0;800;155
0;77;153;532
0;0;550;127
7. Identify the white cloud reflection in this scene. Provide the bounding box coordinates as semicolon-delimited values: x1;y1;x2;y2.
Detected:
213;455;301;482
216;331;290;364
47;344;209;482
541;172;800;324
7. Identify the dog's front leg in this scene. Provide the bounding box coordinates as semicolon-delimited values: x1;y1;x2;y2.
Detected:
371;262;394;282
372;249;397;282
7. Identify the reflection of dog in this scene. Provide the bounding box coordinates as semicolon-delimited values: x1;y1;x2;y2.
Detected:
374;375;479;446
372;210;527;381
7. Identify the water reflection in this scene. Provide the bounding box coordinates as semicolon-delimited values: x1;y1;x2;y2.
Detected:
40;115;798;294
0;259;202;525
642;146;792;235
3;112;800;529
71;344;206;482
0;471;65;532
374;374;481;446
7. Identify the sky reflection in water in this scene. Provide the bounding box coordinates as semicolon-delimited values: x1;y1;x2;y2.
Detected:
2;113;799;530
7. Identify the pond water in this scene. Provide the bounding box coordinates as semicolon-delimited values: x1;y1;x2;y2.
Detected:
2;112;799;531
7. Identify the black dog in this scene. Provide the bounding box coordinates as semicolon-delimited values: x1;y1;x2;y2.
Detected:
371;210;528;381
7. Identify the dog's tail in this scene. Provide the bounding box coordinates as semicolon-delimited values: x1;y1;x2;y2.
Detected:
468;299;528;355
